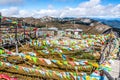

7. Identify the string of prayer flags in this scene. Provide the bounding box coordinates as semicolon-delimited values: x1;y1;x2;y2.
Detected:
6;19;12;22
12;21;18;24
1;50;100;69
0;74;17;80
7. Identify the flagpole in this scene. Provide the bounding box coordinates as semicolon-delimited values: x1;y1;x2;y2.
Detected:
30;20;32;38
0;12;2;47
23;20;25;42
15;20;18;53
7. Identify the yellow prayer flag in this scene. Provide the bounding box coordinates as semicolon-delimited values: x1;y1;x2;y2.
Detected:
25;55;32;60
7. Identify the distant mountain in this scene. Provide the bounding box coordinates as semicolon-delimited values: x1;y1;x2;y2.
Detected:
92;18;120;29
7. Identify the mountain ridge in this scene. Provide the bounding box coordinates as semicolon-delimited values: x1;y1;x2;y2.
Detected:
92;18;120;29
1;16;112;34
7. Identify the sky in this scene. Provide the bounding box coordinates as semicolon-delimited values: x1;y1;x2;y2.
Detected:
0;0;120;18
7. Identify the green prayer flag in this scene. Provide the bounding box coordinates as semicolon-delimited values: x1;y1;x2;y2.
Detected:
12;21;18;24
0;16;2;18
0;62;2;66
73;72;77;76
16;65;19;70
49;72;52;77
32;57;37;63
63;61;68;65
0;50;4;54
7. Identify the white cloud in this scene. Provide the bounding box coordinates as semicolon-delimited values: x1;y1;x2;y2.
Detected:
79;0;100;8
0;7;19;17
0;0;120;18
48;4;54;9
0;0;23;5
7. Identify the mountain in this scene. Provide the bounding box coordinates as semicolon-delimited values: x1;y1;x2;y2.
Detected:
92;18;120;29
1;17;111;34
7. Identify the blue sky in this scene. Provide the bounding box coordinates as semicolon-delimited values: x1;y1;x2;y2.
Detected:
0;0;120;18
0;0;86;9
0;0;120;9
22;0;86;9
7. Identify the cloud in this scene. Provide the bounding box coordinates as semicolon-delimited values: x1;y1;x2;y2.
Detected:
0;0;23;5
0;7;19;17
79;0;100;8
0;0;120;18
48;4;54;9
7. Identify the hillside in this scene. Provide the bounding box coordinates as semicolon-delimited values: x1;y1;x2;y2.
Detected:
92;18;120;29
2;16;111;34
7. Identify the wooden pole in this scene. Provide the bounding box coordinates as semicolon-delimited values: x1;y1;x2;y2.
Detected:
0;12;2;47
30;20;32;38
35;21;36;39
23;20;26;42
15;20;18;53
29;20;31;38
